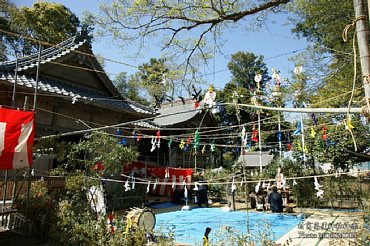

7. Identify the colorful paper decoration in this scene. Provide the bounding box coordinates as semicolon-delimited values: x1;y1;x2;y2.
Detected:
310;127;316;138
297;142;302;151
277;132;283;141
321;126;327;140
168;138;173;147
120;137;127;145
311;113;317;125
276;167;284;189
293;121;302;135
251;126;258;142
194;130;200;151
210;143;216;152
202;85;217;108
150;136;157;152
201;145;206;154
179;139;185;149
287;142;292;151
131;177;135;189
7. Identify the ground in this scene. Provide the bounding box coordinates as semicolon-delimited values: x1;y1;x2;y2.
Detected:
1;201;368;245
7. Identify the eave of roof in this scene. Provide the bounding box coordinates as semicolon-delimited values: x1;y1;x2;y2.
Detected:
0;72;155;115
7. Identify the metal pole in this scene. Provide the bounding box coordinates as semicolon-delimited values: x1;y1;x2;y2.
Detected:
12;56;19;107
354;0;370;117
33;45;42;110
258;113;262;173
277;112;282;164
300;114;306;162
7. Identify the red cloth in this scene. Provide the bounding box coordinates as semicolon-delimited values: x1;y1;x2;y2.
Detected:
0;108;35;170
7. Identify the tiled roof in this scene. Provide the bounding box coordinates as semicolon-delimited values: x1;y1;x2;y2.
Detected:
0;36;84;71
0;36;156;115
131;120;160;129
153;102;200;126
0;72;155;115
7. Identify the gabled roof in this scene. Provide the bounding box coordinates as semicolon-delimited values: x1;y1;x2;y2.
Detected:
0;36;155;115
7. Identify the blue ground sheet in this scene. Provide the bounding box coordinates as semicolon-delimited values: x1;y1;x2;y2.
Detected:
155;207;303;245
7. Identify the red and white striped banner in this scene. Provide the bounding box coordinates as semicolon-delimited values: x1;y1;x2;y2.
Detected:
0;107;35;170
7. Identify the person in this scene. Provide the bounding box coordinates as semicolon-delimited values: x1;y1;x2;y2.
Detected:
226;177;236;210
268;186;283;212
248;191;256;209
172;186;185;205
197;177;208;207
256;190;265;211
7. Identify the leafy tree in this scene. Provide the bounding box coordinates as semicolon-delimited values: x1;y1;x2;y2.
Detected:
288;0;361;108
86;0;290;73
113;72;150;105
2;1;92;57
218;51;270;126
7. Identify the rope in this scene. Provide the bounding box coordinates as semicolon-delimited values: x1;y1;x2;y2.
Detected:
342;16;366;151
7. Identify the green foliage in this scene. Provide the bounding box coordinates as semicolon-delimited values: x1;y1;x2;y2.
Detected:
65;131;138;175
15;180;56;237
113;72;150;105
2;1;92;57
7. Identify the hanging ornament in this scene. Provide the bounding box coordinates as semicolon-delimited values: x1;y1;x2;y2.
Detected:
202;85;217;108
172;181;176;189
297;142;302;151
193;182;199;191
201;145;206;154
146;181;151;194
304;145;308;154
211;143;216;152
255;180;261;193
137;131;142;142
321;126;327;140
240;178;244;187
184;185;188;199
276;167;284;189
241;126;246;140
168;138;173;148
132;130;137;141
156;130;161;140
310;127;316;138
116;128;122;139
311;113;317;125
151;136;157;152
293;121;302;135
314;177;324;198
251;126;258;142
153;179;158;190
294;65;303;75
131;177;136;190
277;132;283;141
124;179;131;192
120;137;127;145
194;130;200;151
243;133;248;147
346;116;355;130
293;179;297;186
231;176;236;193
287;141;292;151
179;139;185;149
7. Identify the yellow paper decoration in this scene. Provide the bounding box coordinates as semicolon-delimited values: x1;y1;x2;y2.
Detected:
179;139;185;149
201;145;206;154
310;127;316;138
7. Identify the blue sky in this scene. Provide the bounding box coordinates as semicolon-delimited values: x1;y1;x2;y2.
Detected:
16;0;308;93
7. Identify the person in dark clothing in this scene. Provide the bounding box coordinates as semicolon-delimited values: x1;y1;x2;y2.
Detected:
197;178;208;207
268;186;283;212
248;191;256;209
